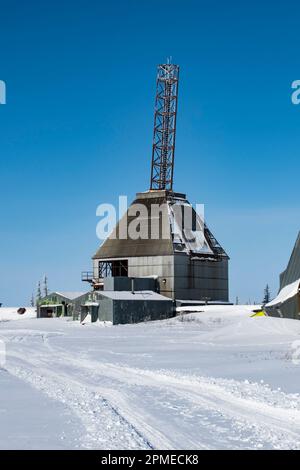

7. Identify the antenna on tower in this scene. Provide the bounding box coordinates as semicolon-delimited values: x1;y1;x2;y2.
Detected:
150;62;179;191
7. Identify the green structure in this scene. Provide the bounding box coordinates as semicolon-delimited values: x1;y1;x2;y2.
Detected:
37;291;87;319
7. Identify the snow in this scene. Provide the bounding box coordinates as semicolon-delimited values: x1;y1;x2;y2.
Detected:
0;307;36;322
100;290;172;300
1;305;300;449
176;304;258;315
168;200;214;255
0;372;83;449
266;278;300;307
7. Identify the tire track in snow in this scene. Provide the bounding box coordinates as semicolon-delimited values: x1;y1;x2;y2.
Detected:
47;353;300;450
4;352;154;450
3;329;300;449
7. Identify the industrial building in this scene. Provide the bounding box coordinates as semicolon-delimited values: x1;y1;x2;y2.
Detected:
38;63;229;326
81;278;173;325
36;278;173;325
83;62;229;306
265;232;300;319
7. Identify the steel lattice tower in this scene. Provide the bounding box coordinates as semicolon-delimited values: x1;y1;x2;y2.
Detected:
150;63;179;191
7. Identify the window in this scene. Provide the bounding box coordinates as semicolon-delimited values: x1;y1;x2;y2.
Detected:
98;260;128;278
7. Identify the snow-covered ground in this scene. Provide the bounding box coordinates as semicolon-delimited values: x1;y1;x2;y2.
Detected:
0;305;300;450
0;307;36;322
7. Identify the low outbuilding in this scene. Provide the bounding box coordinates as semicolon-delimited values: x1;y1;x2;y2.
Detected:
81;289;174;325
37;291;88;319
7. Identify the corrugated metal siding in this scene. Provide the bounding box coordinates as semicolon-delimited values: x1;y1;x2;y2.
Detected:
280;232;300;290
174;255;229;301
128;255;174;299
98;297;114;322
266;233;300;320
266;294;300;320
112;298;174;325
97;293;174;324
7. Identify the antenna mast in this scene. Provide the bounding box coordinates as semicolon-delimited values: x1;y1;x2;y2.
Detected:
150;62;179;191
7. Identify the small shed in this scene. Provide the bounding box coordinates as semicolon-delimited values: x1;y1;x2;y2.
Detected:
81;290;174;325
37;291;88;319
99;290;174;324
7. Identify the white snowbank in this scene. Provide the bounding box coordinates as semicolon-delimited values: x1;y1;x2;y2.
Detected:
0;307;36;322
176;304;260;316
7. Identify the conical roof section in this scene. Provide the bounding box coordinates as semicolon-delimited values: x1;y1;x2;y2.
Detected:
93;190;228;261
93;191;173;259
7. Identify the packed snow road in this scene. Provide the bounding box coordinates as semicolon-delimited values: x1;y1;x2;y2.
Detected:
1;306;300;450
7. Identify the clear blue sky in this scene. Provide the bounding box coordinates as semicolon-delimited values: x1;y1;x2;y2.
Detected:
0;0;299;305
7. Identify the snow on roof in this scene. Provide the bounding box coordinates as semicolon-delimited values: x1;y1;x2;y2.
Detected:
99;291;172;301
266;278;300;307
54;291;87;300
40;304;62;308
169;201;214;256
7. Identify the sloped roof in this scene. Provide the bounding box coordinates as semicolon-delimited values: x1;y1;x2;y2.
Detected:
93;191;228;260
280;232;300;290
266;278;300;307
93;192;174;259
54;291;87;300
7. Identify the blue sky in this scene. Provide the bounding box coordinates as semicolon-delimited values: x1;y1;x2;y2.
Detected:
0;0;299;305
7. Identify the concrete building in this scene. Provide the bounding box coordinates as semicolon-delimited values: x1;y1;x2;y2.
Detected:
265;232;300;319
